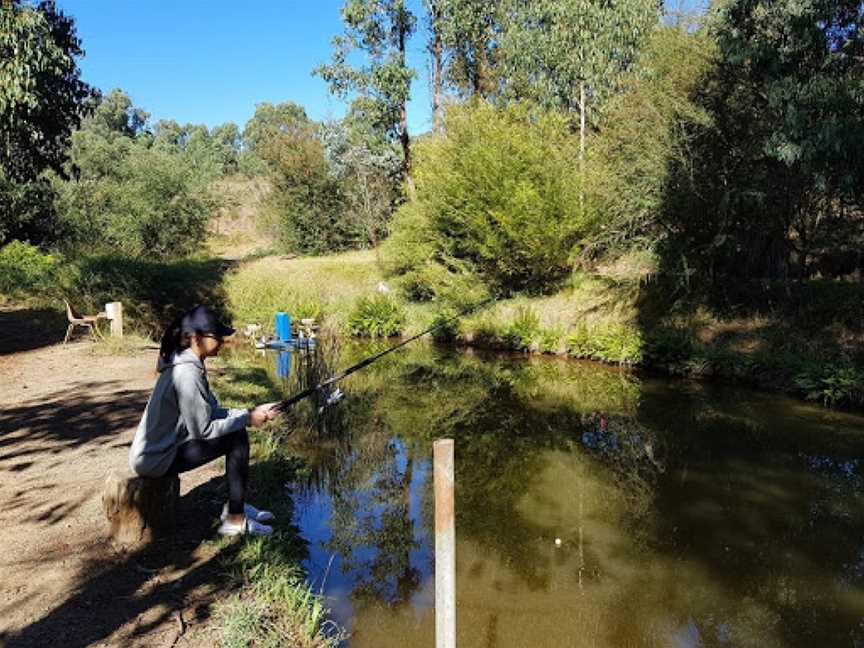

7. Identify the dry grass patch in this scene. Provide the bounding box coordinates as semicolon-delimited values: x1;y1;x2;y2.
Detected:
225;250;385;333
593;248;658;284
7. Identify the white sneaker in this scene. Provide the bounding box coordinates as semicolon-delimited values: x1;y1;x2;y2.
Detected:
221;502;275;523
217;517;273;537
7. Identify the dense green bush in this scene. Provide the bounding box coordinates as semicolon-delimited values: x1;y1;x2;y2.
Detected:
538;328;563;354
430;309;461;343
795;366;864;408
641;326;695;367
56;145;213;258
586;27;715;257
567;323;644;365
399;267;441;302
0;241;58;297
347;294;406;337
392;249;485;306
0;174;64;247
54;91;216;258
261;125;362;255
380;202;438;277
381;201;488;305
501;307;541;351
383;101;586;296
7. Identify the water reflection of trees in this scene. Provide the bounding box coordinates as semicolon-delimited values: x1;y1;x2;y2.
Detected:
325;438;420;605
288;343;666;608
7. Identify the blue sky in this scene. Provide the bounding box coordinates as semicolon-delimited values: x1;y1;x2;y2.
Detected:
57;0;435;135
56;1;706;137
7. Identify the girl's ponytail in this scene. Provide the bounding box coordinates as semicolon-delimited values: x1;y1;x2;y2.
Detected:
158;314;186;367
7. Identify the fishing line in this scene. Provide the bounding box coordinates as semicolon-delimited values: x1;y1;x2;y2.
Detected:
274;297;495;413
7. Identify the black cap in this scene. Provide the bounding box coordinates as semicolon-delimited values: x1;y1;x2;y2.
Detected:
180;305;235;337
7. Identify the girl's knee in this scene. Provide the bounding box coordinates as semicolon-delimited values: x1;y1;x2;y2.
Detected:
235;428;250;450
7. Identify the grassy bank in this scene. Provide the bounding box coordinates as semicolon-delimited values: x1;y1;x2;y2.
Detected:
222;250;864;409
210;440;343;648
224;249;384;330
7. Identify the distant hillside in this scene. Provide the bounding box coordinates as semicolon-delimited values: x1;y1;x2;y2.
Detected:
207;175;273;258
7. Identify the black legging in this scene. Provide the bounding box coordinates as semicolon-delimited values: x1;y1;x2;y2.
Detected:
168;428;249;515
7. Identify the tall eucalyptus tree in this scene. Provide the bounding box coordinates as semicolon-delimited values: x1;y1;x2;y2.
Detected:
316;0;416;177
424;0;500;131
500;0;659;161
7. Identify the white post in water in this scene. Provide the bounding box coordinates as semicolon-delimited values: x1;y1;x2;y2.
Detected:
105;301;123;337
434;438;456;648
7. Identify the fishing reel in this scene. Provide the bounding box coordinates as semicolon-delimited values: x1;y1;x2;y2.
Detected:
317;387;345;414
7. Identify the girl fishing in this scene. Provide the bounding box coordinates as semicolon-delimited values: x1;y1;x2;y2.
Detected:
129;305;280;536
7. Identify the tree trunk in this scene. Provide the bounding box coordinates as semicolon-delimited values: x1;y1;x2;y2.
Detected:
396;453;416;602
430;2;444;132
432;38;443;132
579;82;586;165
400;106;411;176
102;470;179;550
579;81;586;214
398;17;413;193
477;41;491;97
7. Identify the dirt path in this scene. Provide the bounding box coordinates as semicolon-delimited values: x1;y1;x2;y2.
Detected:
0;330;233;648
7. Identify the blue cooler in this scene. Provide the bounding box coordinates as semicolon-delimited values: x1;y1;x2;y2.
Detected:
275;312;292;342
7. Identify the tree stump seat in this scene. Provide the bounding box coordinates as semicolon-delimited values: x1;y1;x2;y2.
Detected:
102;470;179;550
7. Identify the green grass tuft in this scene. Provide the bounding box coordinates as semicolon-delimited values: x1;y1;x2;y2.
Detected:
347;293;406;338
567;323;644;365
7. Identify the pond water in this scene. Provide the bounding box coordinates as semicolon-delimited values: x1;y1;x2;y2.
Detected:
237;342;864;647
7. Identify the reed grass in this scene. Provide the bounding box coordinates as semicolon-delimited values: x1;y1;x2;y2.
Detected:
215;539;345;648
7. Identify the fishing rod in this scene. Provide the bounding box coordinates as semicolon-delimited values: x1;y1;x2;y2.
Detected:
274;297;495;413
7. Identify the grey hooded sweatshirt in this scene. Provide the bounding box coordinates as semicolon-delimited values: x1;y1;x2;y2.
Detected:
129;348;250;477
